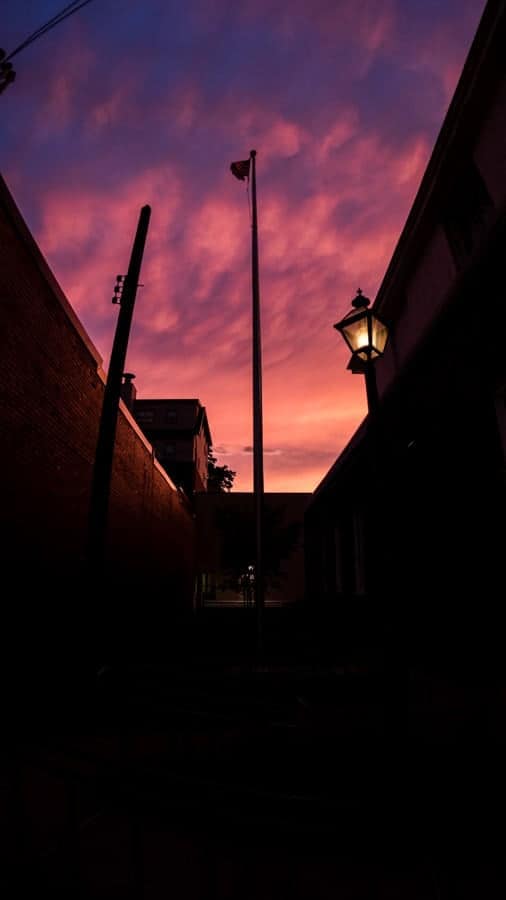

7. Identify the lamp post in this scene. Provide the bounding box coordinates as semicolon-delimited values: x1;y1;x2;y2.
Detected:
333;288;389;416
333;286;390;578
334;289;403;744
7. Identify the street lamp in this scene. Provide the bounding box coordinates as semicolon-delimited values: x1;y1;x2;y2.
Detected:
334;289;400;736
334;288;389;415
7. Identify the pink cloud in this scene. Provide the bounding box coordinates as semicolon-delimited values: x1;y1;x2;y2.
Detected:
1;0;484;492
22;110;432;492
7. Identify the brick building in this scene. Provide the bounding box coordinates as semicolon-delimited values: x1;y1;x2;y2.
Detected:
132;398;212;498
0;173;196;637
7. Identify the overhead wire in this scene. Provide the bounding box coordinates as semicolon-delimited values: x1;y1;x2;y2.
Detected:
10;1;85;51
5;0;96;61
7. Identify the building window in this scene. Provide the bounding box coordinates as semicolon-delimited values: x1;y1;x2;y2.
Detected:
137;409;154;424
352;509;366;596
166;410;177;423
156;443;175;460
495;383;506;464
441;160;494;268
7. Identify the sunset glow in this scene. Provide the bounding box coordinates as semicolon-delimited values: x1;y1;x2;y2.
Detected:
2;0;486;490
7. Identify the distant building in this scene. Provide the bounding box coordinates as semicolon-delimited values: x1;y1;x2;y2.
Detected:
194;492;310;608
305;0;506;661
133;398;212;498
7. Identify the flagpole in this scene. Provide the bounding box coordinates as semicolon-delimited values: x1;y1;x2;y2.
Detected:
250;149;264;658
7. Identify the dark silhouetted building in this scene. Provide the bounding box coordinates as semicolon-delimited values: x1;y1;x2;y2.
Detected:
305;0;506;670
133;398;212;497
194;491;310;607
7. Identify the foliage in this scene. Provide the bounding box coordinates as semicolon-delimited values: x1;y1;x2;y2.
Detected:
207;447;236;493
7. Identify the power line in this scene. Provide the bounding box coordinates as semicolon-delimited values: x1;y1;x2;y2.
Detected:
1;0;97;93
6;0;96;61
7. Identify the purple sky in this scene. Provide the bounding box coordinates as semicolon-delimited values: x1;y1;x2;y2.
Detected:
2;0;486;490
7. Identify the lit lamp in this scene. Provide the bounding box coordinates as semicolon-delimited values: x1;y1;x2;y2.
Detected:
334;289;389;415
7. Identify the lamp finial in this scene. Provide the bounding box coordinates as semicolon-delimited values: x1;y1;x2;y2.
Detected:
352;288;370;309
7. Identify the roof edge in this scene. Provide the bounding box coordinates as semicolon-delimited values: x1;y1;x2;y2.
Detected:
0;173;103;369
374;0;506;317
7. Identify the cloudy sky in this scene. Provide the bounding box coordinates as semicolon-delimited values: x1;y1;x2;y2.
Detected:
2;0;486;491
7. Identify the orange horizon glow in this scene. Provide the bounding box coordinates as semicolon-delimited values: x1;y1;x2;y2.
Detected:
1;0;486;491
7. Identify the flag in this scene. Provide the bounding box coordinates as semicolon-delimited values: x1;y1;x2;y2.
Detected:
230;159;250;181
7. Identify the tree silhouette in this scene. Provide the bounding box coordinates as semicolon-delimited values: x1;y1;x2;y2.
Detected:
207;448;236;493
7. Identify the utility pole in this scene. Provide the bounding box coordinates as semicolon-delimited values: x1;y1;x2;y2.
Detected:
87;205;151;574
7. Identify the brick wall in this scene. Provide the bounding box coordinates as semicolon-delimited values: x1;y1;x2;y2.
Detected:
0;175;195;625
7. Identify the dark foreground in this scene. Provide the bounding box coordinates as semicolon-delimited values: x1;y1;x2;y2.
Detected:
2;604;506;898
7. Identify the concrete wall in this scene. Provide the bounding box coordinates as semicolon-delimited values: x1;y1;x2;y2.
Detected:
0;175;195;613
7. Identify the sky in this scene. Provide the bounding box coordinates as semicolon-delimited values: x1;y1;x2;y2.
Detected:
2;0;486;492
